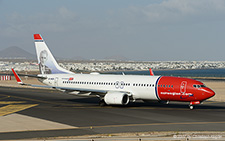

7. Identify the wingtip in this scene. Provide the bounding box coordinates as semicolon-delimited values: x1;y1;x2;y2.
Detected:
11;68;24;84
149;68;154;76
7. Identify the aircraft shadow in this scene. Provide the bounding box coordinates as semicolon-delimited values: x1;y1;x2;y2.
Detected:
66;97;225;110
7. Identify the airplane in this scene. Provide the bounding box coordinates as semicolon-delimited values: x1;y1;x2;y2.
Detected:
11;34;215;109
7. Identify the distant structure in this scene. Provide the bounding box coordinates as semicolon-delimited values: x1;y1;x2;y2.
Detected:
0;75;11;80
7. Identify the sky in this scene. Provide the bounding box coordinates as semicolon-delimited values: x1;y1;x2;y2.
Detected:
1;0;225;61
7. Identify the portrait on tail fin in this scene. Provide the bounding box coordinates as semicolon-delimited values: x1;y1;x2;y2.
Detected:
39;50;51;74
34;34;74;74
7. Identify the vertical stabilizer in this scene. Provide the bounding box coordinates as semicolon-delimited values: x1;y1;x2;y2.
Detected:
34;34;74;74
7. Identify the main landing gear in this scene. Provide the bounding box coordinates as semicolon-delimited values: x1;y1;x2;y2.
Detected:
99;99;106;107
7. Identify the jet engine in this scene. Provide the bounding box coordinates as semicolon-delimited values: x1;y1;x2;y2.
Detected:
104;92;129;105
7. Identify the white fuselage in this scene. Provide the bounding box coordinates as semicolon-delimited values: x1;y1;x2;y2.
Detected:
40;73;160;100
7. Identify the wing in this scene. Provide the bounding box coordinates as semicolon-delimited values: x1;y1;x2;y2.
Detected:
11;68;131;97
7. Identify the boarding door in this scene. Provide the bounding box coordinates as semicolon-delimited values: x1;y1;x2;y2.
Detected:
54;77;58;87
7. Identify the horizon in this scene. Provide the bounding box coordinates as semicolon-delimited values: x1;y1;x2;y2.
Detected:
2;45;225;62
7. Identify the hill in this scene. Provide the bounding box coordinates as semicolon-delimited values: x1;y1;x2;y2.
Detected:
0;46;35;59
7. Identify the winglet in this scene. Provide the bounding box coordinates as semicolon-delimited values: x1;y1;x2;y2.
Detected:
149;68;154;76
11;68;24;85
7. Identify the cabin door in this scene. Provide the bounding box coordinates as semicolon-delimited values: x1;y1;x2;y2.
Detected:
54;77;58;87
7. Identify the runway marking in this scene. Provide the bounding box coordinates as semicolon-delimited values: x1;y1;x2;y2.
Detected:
1;120;225;133
78;121;225;130
0;101;27;105
0;104;38;116
0;96;10;101
0;93;84;107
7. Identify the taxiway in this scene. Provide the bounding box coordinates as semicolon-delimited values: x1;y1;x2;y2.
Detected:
0;86;224;140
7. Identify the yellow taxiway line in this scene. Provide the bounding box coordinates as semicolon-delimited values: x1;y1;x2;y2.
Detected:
0;101;27;105
0;104;38;116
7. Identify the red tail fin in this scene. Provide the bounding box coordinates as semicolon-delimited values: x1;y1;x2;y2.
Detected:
33;34;43;40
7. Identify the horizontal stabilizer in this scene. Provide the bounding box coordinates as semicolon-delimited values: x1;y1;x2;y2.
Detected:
11;68;49;88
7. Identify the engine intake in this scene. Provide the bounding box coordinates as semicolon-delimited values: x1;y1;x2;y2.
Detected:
104;92;129;105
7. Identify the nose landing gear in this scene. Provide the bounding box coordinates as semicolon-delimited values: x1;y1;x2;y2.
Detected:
189;105;194;110
189;101;201;110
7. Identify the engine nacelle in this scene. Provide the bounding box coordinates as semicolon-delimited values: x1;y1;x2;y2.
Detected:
104;92;129;105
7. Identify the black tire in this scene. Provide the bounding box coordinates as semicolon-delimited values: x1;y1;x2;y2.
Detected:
99;99;106;107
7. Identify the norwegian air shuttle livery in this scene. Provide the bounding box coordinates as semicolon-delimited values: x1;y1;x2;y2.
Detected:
12;34;215;109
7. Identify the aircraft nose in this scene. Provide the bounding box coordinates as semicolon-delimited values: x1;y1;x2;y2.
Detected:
205;88;215;98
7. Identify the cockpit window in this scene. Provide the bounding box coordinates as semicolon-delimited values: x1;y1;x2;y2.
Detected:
193;84;206;88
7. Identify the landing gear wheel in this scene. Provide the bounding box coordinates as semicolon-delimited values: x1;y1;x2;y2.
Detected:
99;99;106;107
189;105;194;110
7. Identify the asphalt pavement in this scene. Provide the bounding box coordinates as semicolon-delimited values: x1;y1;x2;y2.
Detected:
0;86;224;140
